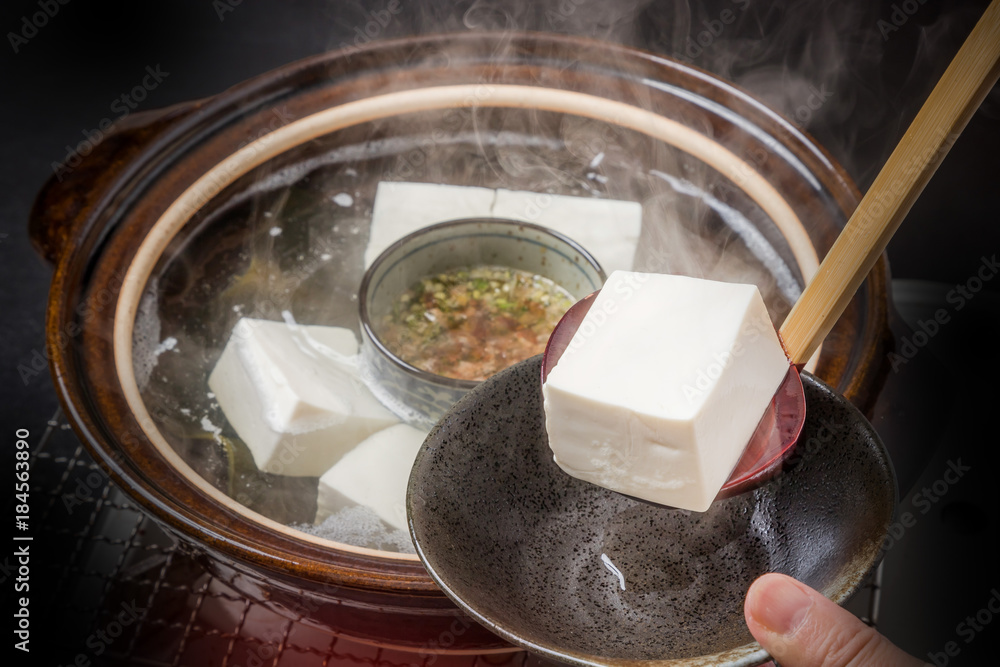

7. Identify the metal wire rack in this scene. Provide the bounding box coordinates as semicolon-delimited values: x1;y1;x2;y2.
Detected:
28;407;882;666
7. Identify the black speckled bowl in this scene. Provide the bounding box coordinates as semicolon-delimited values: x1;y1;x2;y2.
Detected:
407;356;896;666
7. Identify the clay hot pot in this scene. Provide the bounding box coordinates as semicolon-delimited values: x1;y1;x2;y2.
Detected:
30;32;891;652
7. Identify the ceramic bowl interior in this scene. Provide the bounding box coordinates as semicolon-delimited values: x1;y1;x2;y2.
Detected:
359;218;606;427
408;357;896;666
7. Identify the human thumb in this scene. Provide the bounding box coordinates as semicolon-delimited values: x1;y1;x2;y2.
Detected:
744;573;924;667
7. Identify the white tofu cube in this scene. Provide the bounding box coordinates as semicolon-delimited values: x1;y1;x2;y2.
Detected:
365;182;496;267
208;318;398;477
365;182;642;273
314;423;428;531
542;271;789;512
492;189;642;273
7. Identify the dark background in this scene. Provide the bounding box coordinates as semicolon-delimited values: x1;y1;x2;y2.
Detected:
1;0;998;665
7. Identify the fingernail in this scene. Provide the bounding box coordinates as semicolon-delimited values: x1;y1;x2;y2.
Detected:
748;574;813;636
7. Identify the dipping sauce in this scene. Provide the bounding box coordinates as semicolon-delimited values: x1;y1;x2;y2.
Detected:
378;266;574;381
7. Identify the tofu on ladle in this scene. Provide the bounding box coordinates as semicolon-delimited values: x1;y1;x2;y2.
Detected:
541;271;789;512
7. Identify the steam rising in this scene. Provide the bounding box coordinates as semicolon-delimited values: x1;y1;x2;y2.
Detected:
133;0;988;548
327;0;987;185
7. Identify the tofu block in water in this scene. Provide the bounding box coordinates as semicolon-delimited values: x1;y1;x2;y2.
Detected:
542;271;789;512
314;423;428;531
365;181;642;273
208;318;398;477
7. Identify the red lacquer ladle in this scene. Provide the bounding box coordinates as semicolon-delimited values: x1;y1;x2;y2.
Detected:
543;0;1000;501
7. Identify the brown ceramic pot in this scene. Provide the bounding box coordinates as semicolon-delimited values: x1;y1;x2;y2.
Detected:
30;32;891;652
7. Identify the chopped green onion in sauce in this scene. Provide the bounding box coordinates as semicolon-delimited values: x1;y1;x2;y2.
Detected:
378;266;575;381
